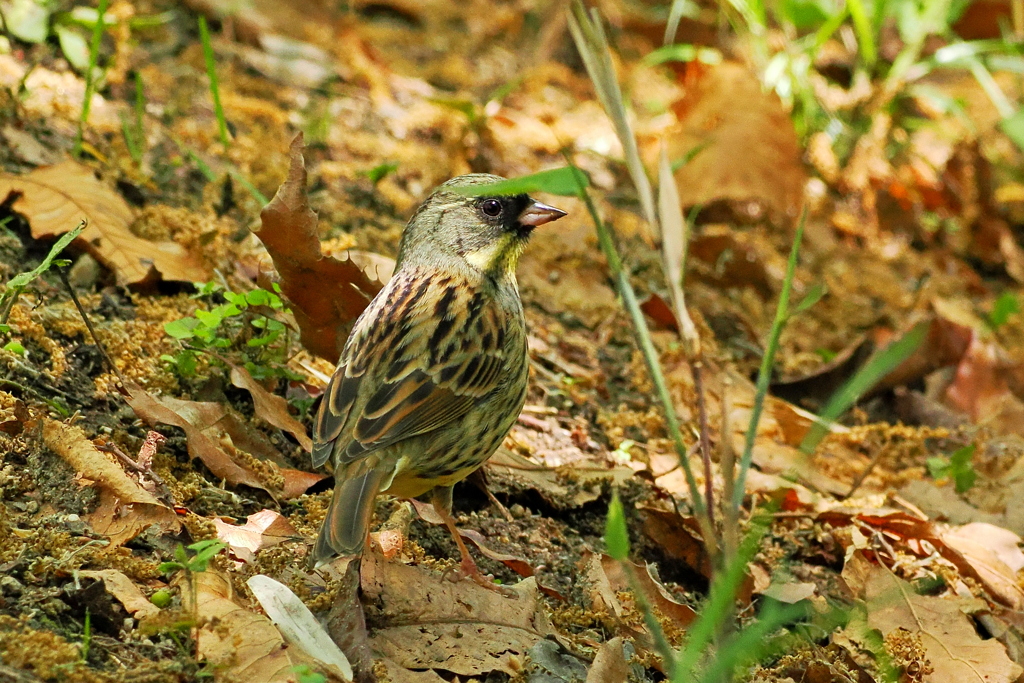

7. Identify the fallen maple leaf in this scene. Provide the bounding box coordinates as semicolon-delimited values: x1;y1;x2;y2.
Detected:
665;62;806;218
0;161;208;285
255;133;388;361
43;419;180;546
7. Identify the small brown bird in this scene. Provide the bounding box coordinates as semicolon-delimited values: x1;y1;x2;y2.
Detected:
310;174;566;587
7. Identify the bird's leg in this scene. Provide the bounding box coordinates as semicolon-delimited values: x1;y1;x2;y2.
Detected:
431;487;514;595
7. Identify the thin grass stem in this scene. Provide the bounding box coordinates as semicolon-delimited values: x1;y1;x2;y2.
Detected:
732;210;805;511
74;0;110;157
198;16;230;148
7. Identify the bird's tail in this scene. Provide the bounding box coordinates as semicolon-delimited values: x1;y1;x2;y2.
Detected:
311;463;387;568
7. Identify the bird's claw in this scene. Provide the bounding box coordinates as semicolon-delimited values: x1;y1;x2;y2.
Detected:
444;557;517;597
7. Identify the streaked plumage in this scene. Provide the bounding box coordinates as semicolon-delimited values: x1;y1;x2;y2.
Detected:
311;174;565;576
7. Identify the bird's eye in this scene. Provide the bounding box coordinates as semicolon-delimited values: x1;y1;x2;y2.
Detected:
480;199;503;218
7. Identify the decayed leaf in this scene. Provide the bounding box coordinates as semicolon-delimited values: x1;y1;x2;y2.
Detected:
255;134;388;361
582;551;695;657
78;569;161;621
42;419;180;546
246;575;353;681
665;62;806;218
936;523;1024;610
586;637;628;683
854;565;1023;682
639;506;711;579
229;364;312;452
360;549;554;678
0;162;208;285
486;446;633;509
124;381;323;499
213;510;300;563
178;570;298;683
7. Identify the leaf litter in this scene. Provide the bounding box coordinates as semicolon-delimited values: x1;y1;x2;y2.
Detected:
0;0;1024;681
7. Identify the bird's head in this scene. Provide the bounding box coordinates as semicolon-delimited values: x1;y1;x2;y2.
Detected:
396;174;566;279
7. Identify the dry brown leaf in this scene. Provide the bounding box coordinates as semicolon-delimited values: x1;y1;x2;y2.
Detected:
936;523;1024;611
124;381;323;499
945;335;1024;435
228;364;312;452
586;637;627;683
42;419;180;546
360;548;553;678
665;62;806;218
639;506;711;579
0;162;208;285
213;510;300;563
582;551;695;656
78;569;161;621
178;570;300;683
255;134;387;361
486;446;633;509
0;391;29;435
853;565;1023;682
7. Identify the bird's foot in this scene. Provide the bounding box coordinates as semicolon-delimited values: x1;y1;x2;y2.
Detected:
445;556;517;597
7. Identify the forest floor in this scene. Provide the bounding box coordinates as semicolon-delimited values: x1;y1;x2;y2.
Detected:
1;0;1024;682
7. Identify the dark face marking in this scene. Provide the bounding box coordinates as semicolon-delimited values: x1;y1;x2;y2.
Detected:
474;194;534;237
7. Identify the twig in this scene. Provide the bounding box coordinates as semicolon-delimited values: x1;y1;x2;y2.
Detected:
96;437;175;507
56;266;128;392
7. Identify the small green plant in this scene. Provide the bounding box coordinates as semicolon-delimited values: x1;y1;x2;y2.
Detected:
159;539;227;576
292;665;327;683
362;161;399;185
162;282;301;381
198;16;230;148
1;222;85;329
927;444;978;494
159;540;227;668
987;291;1020;330
80;608;91;662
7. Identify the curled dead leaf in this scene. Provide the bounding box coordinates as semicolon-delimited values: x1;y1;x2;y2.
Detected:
255;134;389;361
78;569;161;621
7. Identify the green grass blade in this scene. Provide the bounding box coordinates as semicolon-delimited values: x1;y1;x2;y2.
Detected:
198;16;230;148
675;513;771;679
565;156;708;523
846;0;877;69
74;0;110;156
732;212;804;510
800;321;929;453
450;166;589;197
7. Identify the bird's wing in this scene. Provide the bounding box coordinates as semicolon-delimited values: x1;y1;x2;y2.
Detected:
311;267;510;468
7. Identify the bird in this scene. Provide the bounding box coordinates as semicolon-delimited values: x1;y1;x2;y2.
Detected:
309;173;566;589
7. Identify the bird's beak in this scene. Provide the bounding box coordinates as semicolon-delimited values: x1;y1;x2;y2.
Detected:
518;201;567;227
